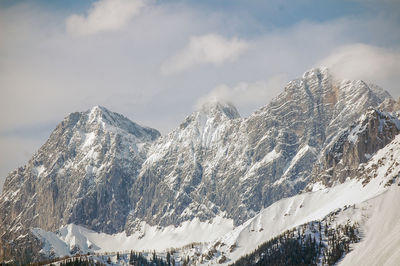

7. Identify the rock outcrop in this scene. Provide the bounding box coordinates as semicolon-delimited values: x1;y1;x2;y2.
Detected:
307;109;400;189
379;97;400;112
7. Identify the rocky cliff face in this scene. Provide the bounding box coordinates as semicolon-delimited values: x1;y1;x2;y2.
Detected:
307;109;400;190
379;97;400;112
126;67;391;230
126;102;243;231
0;106;160;262
0;68;394;263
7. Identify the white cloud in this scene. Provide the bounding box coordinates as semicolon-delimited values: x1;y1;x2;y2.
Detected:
161;34;249;75
1;2;400;188
195;74;288;115
66;0;145;35
318;44;400;89
0;136;43;192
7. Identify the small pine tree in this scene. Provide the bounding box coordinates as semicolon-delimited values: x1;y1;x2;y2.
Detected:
167;251;171;265
129;250;134;264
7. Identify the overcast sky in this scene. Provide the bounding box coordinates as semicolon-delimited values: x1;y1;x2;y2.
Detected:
1;0;400;190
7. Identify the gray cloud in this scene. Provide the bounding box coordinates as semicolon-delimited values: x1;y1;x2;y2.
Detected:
195;75;288;116
0;136;44;192
0;1;400;189
161;34;249;75
66;0;146;35
317;44;400;92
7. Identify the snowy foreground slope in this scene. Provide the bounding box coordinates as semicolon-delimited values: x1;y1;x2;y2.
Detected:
33;133;400;265
339;187;400;266
204;132;400;265
32;216;234;257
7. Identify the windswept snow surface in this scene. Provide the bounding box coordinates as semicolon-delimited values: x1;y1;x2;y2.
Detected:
204;177;390;264
34;173;398;264
199;134;400;265
32;216;234;258
339;187;400;266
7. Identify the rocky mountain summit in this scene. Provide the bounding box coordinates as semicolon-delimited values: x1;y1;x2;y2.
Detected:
0;106;160;261
126;68;391;230
0;67;398;263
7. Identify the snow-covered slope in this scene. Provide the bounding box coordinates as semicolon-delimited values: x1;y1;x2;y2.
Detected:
198;133;400;265
31;216;233;258
0;68;396;264
339;187;400;266
30;133;400;265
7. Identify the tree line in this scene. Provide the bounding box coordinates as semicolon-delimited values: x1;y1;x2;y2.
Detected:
231;215;360;266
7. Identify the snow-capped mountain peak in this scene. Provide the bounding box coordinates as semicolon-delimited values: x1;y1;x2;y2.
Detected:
170;100;240;148
87;105;117;126
176;101;240;136
83;105;160;140
1;67;398;264
301;66;329;79
198;101;241;120
0;106;161;259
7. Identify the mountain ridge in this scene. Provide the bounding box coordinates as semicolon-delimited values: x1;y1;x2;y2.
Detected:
127;67;391;230
0;105;161;262
0;67;398;264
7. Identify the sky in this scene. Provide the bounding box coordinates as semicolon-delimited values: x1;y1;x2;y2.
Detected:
1;0;400;190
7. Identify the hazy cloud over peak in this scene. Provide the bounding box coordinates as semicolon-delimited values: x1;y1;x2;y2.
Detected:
66;0;146;35
195;74;288;115
318;44;400;90
161;34;249;75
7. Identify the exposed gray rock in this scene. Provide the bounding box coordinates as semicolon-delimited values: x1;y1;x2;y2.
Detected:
0;68;394;263
0;106;160;263
126;68;392;230
379;97;400;112
307;109;400;189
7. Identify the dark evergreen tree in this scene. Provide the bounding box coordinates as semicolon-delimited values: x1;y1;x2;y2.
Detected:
167;251;171;266
129;250;134;265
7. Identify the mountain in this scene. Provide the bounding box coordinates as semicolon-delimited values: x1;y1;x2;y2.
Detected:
126;101;243;230
0;67;398;264
0;106;160;262
125;67;391;230
25;121;400;265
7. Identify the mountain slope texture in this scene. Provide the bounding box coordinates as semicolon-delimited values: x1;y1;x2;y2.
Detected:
1;67;400;265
